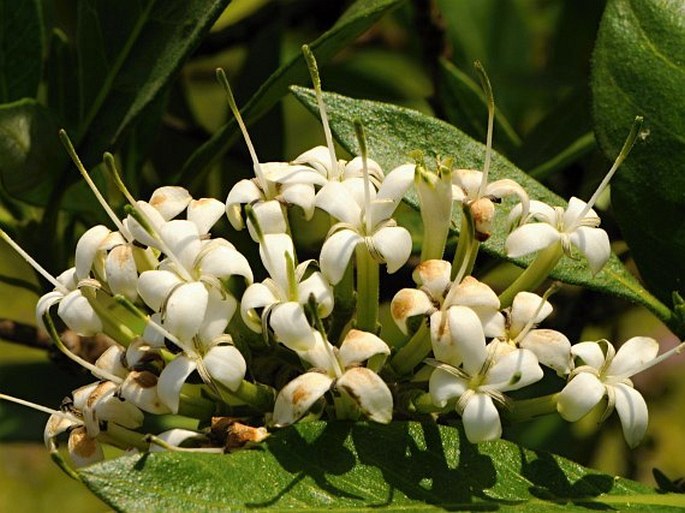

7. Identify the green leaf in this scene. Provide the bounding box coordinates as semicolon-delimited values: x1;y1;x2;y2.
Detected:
0;0;43;103
592;0;685;309
72;0;231;168
79;421;685;512
0;99;65;203
290;87;678;332
179;0;406;182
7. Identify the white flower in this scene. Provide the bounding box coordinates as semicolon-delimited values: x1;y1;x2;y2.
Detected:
391;260;504;351
493;291;572;375
273;329;392;425
428;306;543;442
506;197;610;274
556;337;659;448
315;164;415;284
240;233;333;352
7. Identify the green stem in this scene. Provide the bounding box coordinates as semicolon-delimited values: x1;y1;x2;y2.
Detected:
355;246;379;333
177;393;216;420
506;393;559;423
451;208;476;280
391;321;432;376
329;259;355;345
226;380;276;413
498;243;564;308
100;423;149;452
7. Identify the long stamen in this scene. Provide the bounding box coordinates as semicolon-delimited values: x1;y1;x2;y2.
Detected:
578;116;643;220
103;153;138;207
215;68;267;189
302;45;338;176
0;229;68;294
474;61;495;198
59;131;129;237
615;341;685;381
512;282;560;345
354;121;372;234
43;311;124;384
0;393;81;423
307;294;344;378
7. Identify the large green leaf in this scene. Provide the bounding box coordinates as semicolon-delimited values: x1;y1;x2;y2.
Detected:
0;99;65;203
290;87;678;332
592;0;685;309
0;0;43;103
73;0;231;168
179;0;406;182
79;421;685;512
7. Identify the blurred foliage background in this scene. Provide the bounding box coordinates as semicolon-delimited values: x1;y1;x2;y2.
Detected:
0;0;683;510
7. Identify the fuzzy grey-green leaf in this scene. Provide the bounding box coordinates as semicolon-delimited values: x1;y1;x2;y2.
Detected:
592;0;685;310
79;422;685;512
291;87;677;333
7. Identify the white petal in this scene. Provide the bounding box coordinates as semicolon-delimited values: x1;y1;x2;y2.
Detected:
608;337;659;378
36;291;64;332
338;329;390;368
485;178;528;207
571;341;606;370
120;371;171;414
164;282;209;342
452;169;482;199
315;182;361;225
296;332;334;369
272;372;334;426
226;179;263;230
270;302;317;352
137;270;183;312
429;311;462;367
281;183;317;220
447;306;487;376
505;223;561;258
297;272;334;318
247;200;288;240
105;244;139;301
57;290;102;336
68;428;104;468
158;355;197;413
613;383;649;448
320;229;363;285
260;233;295;290
569;226;610;274
412;259;452;298
160;220;201;272
188;198;224;235
125;201;167;248
75;225;110;280
462;393;502;443
197;240;253;285
563;197;598;228
369;163;414;224
143;313;165;347
390;289;434;335
337;367;393;423
95;345;129;379
448;276;499;311
557;372;606;422
197;288;234;342
240;282;279;333
56;267;78;289
149;186;192;220
203;345;246;392
264;161;327;186
485;347;543;391
292;145;334;176
150;429;203;452
519;329;572;375
370;226;412;274
509;292;553;336
428;367;468;407
344;156;384;182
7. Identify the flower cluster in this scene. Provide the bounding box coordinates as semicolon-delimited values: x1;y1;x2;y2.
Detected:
1;51;681;471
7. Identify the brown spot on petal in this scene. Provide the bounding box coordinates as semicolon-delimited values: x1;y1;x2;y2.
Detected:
391;289;416;321
149;192;168;209
86;381;115;409
192;198;214;207
470;197;495;242
291;385;311;406
130;370;158;389
68;427;99;459
414;259;449;285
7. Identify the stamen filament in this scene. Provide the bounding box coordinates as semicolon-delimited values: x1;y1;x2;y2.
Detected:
302;45;337;176
577;116;643;220
0;229;68;294
0;393;81;423
59;131;129;237
216;68;267;189
615;341;685;381
512;282;559;345
474;61;495;198
354;121;373;235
